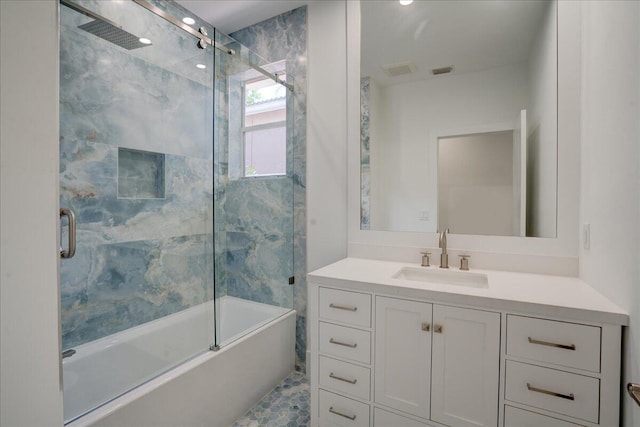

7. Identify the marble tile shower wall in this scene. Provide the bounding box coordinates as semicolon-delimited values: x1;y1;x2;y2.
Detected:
360;77;371;230
229;7;308;368
215;42;294;312
59;1;215;348
60;0;308;367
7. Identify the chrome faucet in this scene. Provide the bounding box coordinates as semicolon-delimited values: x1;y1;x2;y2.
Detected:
439;228;450;269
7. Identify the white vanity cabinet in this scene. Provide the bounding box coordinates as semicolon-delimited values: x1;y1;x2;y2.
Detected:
308;259;627;427
311;290;501;427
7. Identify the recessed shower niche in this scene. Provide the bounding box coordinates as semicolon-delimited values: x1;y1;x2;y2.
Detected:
118;147;165;199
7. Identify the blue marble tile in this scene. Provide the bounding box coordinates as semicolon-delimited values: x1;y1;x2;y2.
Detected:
360;77;371;230
66;0;214;88
229;6;308;370
295;315;306;368
232;372;309;427
60;0;215;349
62;234;213;348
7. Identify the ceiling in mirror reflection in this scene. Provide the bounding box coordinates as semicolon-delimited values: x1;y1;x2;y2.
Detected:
360;0;557;238
361;1;549;86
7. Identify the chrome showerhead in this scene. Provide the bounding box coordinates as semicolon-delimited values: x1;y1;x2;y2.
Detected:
78;19;151;50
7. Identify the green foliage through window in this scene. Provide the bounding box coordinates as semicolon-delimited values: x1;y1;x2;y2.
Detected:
246;90;262;106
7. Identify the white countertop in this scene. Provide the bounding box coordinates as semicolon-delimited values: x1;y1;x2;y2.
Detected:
308;258;628;326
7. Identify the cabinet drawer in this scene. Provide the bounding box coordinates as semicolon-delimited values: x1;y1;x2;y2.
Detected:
319;322;371;364
319;356;370;401
319;389;370;427
504;405;584;427
505;361;599;423
373;408;429;427
507;315;601;372
320;288;371;327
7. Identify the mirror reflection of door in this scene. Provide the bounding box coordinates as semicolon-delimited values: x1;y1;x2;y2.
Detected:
438;129;521;237
513;109;527;237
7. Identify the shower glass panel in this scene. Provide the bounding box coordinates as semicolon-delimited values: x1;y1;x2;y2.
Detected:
213;29;295;348
59;0;214;422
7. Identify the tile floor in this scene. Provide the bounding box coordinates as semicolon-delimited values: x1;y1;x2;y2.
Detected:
232;372;309;427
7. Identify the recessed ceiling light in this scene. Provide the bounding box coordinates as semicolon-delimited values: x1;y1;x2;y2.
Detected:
196;64;206;69
182;17;196;25
399;0;414;5
139;38;151;45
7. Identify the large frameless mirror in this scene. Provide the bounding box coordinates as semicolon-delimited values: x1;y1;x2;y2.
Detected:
360;0;557;238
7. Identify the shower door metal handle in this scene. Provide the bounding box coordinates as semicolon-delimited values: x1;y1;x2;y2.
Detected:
629;383;640;407
60;208;76;259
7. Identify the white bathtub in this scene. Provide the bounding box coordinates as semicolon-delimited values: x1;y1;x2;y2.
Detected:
65;296;295;427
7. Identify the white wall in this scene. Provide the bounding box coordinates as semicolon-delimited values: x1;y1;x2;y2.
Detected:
527;0;558;238
0;1;64;425
578;2;640;426
306;0;348;272
369;63;527;232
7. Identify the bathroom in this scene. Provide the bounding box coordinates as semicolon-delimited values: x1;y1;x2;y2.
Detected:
0;0;638;426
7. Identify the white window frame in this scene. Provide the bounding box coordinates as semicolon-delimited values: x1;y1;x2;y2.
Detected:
241;74;287;178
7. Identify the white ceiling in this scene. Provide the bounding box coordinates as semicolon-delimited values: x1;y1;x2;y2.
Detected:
175;0;309;35
174;1;550;86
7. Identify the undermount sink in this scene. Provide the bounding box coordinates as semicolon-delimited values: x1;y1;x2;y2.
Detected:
393;267;489;288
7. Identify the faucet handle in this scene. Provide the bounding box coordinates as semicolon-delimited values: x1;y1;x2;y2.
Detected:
459;254;470;271
420;251;431;267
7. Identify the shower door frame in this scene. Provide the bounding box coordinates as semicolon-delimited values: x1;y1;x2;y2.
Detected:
58;0;220;422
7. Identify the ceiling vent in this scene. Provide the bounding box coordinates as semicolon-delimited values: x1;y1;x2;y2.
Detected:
432;66;454;76
381;61;416;77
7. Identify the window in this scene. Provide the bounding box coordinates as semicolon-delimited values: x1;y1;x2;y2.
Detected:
242;75;286;177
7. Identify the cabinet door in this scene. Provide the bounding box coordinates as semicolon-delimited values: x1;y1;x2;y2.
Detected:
374;296;432;419
431;305;500;427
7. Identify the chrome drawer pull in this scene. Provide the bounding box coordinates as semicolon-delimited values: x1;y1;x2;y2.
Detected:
527;383;575;400
329;338;357;348
329;372;357;384
528;337;576;351
329;303;358;312
329;406;356;421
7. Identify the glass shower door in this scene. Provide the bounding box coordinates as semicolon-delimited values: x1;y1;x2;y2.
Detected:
213;30;295;348
59;0;215;422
